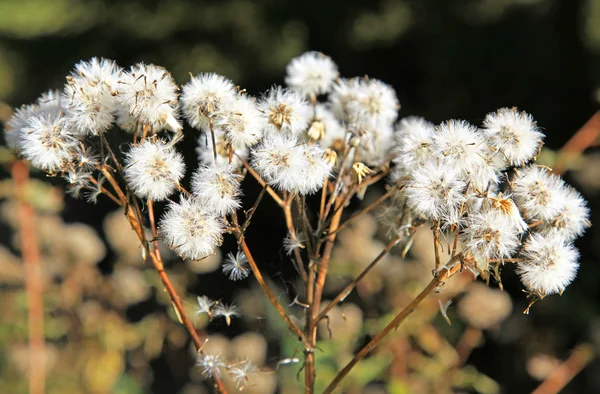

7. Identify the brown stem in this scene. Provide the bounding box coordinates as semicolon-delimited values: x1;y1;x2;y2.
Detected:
98;166;127;205
323;256;463;394
238;155;284;206
209;116;218;162
433;221;441;271
531;344;594;394
241;184;268;232
553;111;600;175
316;234;403;323
88;176;122;206
325;187;394;239
283;202;308;282
319;177;329;222
12;161;45;394
238;237;309;346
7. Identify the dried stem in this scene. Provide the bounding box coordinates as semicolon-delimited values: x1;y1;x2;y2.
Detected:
209;116;218;162
12;161;45;394
241;184;268;232
238;155;284;206
88;176;122;206
317;234;404;322
324;187;395;239
238;237;309;346
531;344;594;394
323;256;463;394
283;202;308;282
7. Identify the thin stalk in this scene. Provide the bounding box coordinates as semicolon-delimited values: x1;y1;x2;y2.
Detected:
238;155;284;206
531;344;594;394
323;257;463;394
241;184;268;232
13;161;45;394
316;234;403;322
238;237;309;346
209;116;218;162
88;176;122;206
283;202;308;282
324;187;395;239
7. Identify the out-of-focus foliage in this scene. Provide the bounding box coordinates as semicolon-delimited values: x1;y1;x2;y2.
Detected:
1;0;600;393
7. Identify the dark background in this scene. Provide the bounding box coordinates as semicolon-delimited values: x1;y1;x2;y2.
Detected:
1;0;599;393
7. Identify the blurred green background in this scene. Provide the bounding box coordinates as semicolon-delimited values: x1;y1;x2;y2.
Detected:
0;0;599;393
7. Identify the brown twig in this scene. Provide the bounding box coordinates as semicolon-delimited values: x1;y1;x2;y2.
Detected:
531;344;594;394
323;256;463;394
238;237;309;346
238;155;284;206
553;111;600;175
316;234;404;323
12;161;46;394
324;187;395;239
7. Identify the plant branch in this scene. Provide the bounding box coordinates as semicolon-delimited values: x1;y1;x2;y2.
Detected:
323;255;463;394
238;237;309;346
317;234;403;322
531;344;594;394
238;155;284;206
12;160;46;394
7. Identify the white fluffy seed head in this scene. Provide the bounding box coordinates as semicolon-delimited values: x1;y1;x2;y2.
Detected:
483;107;544;167
537;185;591;241
181;73;237;130
214;94;264;149
5;104;40;151
63;57;122;135
461;211;520;263
329;77;399;128
159;197;224;261
124;139;185;201
251;134;305;192
393;116;435;174
20;114;77;172
258;86;312;137
404;161;466;220
517;233;579;296
482;193;528;233
117;63;181;133
196;353;226;378
512;165;565;221
285;51;339;97
432;120;486;179
191;163;242;215
222;251;250;281
296;144;331;195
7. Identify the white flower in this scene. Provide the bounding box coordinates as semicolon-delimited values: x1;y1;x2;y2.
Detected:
5;104;40;151
222;251;250;281
483;193;528;233
461;211;520;263
159;197;224;260
393;116;435;174
214;94;264;149
283;232;305;256
196;295;215;315
63;57;122;135
469;150;506;192
517;233;579;296
353;121;395;166
214;303;239;326
64;169;92;199
196;132;249;170
537;185;591;241
117;63;181;133
229;359;255;390
432;120;486;179
285;51;339;97
258;86;312;137
181;73;237;130
36;90;65;114
191;163;242;215
124;139;185;201
251;134;305;192
512;165;565;221
404;161;466;220
20;114;76;172
297;144;331;194
483;107;544;167
196;353;226;378
330;77;399;127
